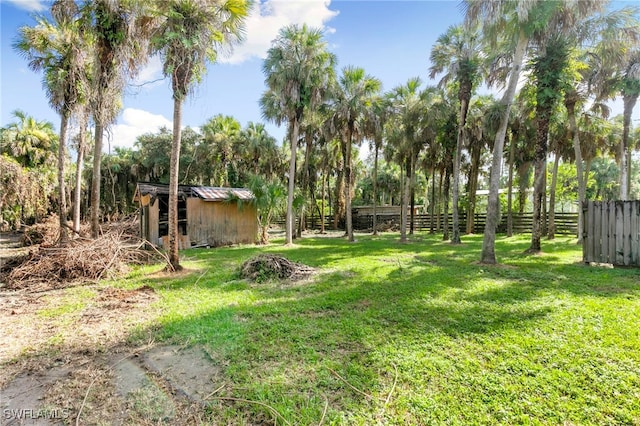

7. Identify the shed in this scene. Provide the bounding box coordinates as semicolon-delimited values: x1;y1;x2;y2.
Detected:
133;183;257;248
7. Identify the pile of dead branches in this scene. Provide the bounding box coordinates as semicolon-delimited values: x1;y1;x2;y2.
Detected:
4;230;151;291
22;215;61;246
240;254;315;282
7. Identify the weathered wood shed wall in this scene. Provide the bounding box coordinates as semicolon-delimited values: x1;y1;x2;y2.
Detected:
186;197;257;246
134;183;257;248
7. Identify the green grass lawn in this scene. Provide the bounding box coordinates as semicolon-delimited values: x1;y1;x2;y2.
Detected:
123;233;640;425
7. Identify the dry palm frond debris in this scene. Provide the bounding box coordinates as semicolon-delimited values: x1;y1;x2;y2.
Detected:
240;254;315;282
3;217;153;292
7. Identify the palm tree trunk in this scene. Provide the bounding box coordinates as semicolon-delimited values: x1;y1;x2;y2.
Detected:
442;167;451;241
481;31;528;264
466;141;481;234
345;126;354;242
452;96;470;244
410;154;416;235
333;157;344;230
58;113;69;244
437;171;443;232
400;157;410;243
566;99;585;243
90;122;104;239
168;97;184;270
320;161;326;234
548;152;560;240
372;141;379;235
286;117;299;245
430;168;436;234
619;92;638;200
73;114;88;235
529;119;550;253
507;135;515;237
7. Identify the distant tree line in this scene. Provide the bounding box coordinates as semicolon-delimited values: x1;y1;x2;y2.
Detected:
1;0;639;268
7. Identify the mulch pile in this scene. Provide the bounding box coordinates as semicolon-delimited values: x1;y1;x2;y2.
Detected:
240;254;315;282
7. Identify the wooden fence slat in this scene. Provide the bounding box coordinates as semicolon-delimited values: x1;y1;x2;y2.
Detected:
600;202;608;263
630;201;640;265
608;201;616;264
587;203;597;262
593;202;602;262
580;201;591;263
623;202;632;266
615;201;624;265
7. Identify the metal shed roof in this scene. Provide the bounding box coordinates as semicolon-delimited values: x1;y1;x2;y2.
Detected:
134;183;254;203
191;186;254;201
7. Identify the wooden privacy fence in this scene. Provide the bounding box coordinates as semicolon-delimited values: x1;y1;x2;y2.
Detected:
583;201;640;267
352;212;578;235
276;211;579;235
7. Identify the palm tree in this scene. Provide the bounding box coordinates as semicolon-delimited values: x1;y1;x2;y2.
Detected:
15;1;92;243
329;66;381;242
70;111;91;234
466;0;605;262
152;0;249;270
261;24;336;245
429;23;484;244
464;0;529;263
610;51;640;200
201;114;242;186
386;78;436;243
0;110;57;169
363;95;389;236
464;95;499;234
564;7;640;240
241;122;280;178
527;35;573;252
85;0;155;238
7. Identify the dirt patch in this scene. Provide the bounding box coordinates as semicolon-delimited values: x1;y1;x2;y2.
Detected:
1;344;223;425
0;275;228;425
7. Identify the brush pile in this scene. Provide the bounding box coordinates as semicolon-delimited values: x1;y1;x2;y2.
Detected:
22;215;62;246
3;218;151;292
240;254;315;282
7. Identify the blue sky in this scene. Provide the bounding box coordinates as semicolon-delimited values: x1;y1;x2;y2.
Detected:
1;0;638;153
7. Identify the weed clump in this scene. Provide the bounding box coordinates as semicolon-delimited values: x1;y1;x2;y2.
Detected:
240;254;315;282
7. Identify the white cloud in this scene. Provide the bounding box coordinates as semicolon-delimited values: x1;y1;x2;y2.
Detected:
106;108;172;152
4;0;47;12
222;0;339;64
132;56;165;91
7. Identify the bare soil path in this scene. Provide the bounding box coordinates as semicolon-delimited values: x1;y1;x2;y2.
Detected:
0;233;222;425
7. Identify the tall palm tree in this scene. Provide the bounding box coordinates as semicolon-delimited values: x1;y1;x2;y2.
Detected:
466;0;605;262
610;51;640;200
386;78;436;243
85;0;154;238
429;23;484;244
464;0;529;263
564;7;639;240
464;95;499;234
153;0;249;270
261;24;336;245
71;110;91;234
527;35;572;252
14;2;90;242
363;95;389;236
526;1;616;253
330;66;381;242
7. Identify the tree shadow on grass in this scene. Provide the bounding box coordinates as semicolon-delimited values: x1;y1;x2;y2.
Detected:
148;241;559;423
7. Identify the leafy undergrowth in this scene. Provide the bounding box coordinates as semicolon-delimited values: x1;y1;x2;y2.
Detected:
6;232;639;425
